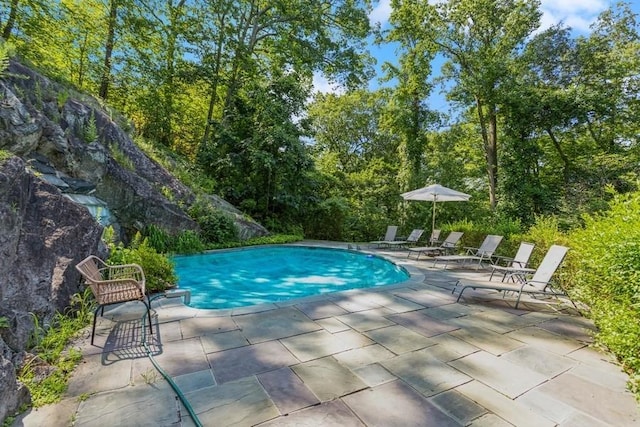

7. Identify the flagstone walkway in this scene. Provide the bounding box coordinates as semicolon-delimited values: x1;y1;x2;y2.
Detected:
14;242;640;426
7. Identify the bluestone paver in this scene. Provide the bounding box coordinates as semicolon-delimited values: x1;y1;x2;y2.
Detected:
280;329;373;362
363;324;434;354
199;329;249;353
256;367;320;415
334;309;396;332
449;324;524;355
536;372;640;426
501;346;576;378
343;379;461;426
74;382;179;427
505;326;586;355
257;400;365;427
387;310;460;337
457;380;556;427
183;377;279;426
332;343;396;369
429;389;488;425
232;307;320;343
291;356;368;401
352;363;397;387
207;340;299;384
381;349;472;396
448;351;548;399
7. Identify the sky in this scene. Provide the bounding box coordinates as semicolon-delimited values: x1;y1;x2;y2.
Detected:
312;0;638;112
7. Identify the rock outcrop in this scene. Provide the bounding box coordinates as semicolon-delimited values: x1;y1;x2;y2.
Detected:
0;60;268;422
0;156;107;421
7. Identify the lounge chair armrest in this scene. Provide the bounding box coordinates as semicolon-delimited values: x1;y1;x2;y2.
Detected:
492;255;513;266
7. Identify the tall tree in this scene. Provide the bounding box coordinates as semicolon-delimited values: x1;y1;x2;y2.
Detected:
381;0;438;193
420;0;541;209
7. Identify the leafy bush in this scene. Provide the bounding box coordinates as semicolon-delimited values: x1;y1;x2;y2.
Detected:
144;224;171;253
302;196;349;241
107;233;177;292
188;198;238;244
521;215;569;267
174;230;206;254
564;191;640;396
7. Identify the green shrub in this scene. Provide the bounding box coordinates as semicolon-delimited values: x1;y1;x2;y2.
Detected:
564;191;640;396
188;198;238;244
82;111;98;143
107;233;177;292
174;230;206;254
521;215;569;267
143;224;171;253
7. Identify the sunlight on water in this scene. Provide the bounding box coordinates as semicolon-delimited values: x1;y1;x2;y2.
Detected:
172;246;409;309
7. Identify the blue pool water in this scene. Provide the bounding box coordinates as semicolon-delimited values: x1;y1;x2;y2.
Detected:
172;246;410;309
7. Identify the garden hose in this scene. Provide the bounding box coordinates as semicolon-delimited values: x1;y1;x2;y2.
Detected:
142;294;203;427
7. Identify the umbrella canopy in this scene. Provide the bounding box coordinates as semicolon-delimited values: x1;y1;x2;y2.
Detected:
401;184;471;233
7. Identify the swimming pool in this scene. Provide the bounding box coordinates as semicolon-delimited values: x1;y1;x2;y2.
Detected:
172;246;410;309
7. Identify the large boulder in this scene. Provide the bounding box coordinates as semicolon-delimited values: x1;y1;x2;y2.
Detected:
0;60;267;241
0;156;106;421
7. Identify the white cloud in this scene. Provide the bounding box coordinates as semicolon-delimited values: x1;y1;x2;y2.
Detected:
369;0;392;27
312;71;345;95
539;0;607;32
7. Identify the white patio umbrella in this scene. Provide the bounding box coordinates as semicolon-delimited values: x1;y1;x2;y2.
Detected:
401;184;471;234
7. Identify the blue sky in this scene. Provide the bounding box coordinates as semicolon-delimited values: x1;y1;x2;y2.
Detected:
313;0;639;113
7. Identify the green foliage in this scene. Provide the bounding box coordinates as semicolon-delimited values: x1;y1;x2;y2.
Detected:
302;196;349;241
206;233;304;250
144;224;171;254
18;289;94;407
109;144;135;171
174;230;206;254
0;149;12;163
187;199;238;245
107;233;177;292
56;90;69;110
0;40;10;77
564;191;640;396
0;316;9;328
82;111;98;143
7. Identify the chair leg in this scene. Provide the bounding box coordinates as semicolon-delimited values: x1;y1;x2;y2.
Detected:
91;306;101;346
145;297;153;335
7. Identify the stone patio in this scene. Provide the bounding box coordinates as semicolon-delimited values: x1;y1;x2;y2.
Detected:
14;242;640;426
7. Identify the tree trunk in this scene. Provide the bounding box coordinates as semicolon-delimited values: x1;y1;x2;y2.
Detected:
2;0;20;40
99;0;119;100
546;128;571;183
476;97;498;210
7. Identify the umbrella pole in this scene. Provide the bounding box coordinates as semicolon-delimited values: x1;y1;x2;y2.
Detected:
432;195;437;234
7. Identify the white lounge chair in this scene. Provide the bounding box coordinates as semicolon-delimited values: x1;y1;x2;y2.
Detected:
370;225;398;248
385;229;424;249
433;234;503;269
407;231;464;259
453;244;571;308
429;229;441;245
489;242;535;281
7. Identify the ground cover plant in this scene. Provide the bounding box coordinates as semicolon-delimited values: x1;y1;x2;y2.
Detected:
17;289;94;408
